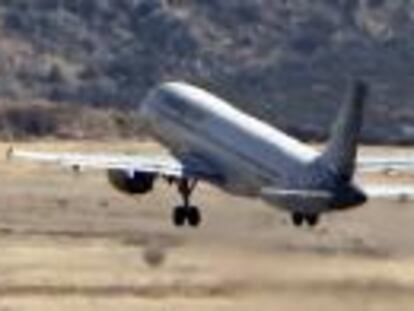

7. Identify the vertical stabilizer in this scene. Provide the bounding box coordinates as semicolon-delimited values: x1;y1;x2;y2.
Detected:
319;80;369;181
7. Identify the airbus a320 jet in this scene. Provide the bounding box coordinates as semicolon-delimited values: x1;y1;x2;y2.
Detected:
9;81;414;227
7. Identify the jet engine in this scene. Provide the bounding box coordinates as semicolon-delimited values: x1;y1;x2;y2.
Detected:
107;169;156;195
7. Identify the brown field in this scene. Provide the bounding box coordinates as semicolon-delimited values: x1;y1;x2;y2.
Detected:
0;142;413;310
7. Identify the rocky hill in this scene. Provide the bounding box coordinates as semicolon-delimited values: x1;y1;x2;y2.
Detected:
0;0;413;143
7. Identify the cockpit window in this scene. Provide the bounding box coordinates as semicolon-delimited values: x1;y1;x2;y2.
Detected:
163;93;187;115
159;92;206;122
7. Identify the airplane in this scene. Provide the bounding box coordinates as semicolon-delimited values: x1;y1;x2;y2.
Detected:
8;80;414;228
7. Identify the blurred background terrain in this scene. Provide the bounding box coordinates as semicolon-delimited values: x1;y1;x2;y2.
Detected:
0;0;413;143
0;142;413;310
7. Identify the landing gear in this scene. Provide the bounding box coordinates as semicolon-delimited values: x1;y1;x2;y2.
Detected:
305;214;319;227
173;206;201;227
173;206;186;227
172;179;201;228
292;213;304;227
291;213;320;227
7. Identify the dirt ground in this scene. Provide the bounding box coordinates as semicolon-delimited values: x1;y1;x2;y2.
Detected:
0;141;413;310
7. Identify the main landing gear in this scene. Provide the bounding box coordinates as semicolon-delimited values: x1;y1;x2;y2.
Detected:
292;212;320;227
172;179;201;227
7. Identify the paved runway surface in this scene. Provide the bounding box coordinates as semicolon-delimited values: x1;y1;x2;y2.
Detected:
0;142;413;310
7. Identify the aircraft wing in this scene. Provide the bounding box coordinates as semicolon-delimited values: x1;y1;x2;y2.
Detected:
357;156;414;173
7;148;221;181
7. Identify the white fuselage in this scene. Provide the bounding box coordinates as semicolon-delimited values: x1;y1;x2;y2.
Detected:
139;82;322;208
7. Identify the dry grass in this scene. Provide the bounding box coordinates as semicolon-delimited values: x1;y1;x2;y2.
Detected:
0;141;413;310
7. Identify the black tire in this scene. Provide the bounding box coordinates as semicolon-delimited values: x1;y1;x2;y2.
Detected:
292;213;304;227
187;206;201;227
305;214;319;227
173;206;186;227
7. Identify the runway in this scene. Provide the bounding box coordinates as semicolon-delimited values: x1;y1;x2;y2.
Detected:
0;142;413;310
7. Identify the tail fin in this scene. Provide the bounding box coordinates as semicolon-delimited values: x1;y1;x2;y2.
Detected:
318;80;369;181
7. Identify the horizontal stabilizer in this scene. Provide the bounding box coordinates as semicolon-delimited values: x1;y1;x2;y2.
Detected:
261;188;333;200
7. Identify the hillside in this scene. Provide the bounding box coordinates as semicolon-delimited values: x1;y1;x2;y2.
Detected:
0;0;414;143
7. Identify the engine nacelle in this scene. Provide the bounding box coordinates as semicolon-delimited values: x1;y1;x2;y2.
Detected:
107;169;156;195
